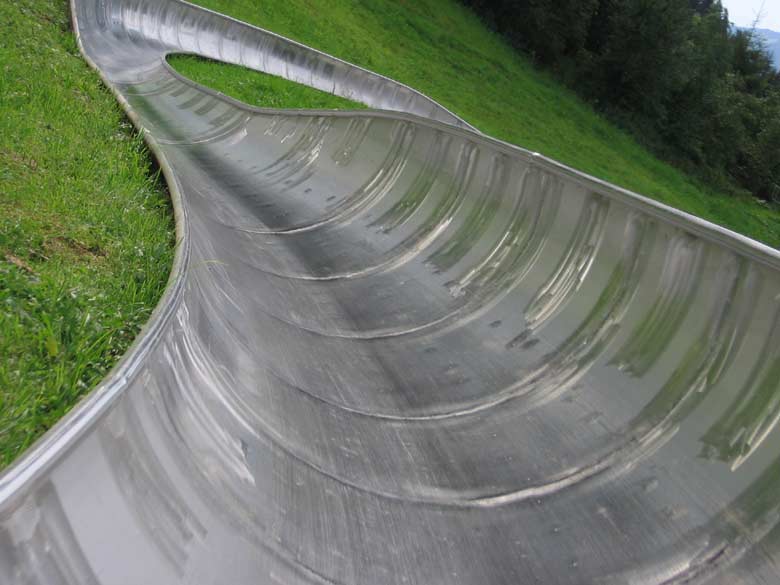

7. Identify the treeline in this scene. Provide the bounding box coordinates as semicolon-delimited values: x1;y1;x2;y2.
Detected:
461;0;780;201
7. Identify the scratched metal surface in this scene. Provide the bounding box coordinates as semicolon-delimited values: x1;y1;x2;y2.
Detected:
2;0;780;583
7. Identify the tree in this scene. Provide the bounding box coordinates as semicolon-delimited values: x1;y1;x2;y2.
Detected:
461;0;780;201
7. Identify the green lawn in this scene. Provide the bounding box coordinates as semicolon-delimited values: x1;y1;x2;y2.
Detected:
178;0;780;249
170;55;366;111
0;1;174;468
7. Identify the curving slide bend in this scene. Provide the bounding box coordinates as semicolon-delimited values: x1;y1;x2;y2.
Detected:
3;0;780;583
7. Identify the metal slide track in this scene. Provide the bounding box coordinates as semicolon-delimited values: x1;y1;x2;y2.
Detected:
2;0;780;582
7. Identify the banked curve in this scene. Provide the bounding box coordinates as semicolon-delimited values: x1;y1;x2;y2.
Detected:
1;1;780;584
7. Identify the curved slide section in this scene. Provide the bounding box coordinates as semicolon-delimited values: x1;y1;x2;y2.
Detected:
2;0;780;583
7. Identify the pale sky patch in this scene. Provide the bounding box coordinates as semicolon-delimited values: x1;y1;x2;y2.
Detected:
720;0;780;31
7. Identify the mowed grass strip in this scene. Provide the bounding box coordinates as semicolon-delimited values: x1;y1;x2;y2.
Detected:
0;0;174;468
181;0;780;248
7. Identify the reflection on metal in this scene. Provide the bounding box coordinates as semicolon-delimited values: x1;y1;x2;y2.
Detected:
2;0;780;582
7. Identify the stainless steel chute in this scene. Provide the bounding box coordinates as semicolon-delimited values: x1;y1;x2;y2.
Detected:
2;0;780;583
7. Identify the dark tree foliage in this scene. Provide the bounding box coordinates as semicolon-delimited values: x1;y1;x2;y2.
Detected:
689;0;716;15
461;0;780;201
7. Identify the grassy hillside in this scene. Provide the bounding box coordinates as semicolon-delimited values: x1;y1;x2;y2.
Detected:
0;1;173;468
180;0;780;248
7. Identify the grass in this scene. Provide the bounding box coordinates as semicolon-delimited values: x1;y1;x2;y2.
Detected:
170;55;366;110
0;0;174;469
176;0;780;249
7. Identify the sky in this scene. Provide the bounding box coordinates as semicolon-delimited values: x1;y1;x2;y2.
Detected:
720;0;780;31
